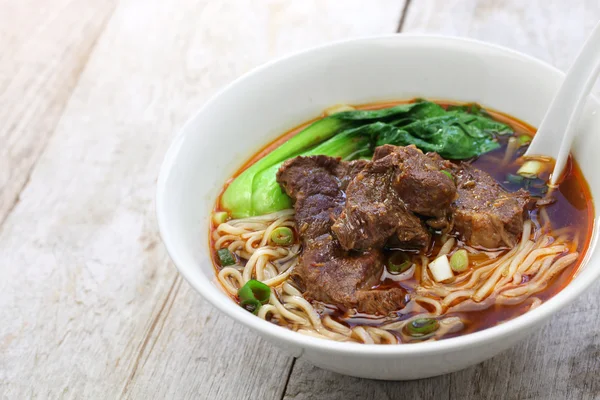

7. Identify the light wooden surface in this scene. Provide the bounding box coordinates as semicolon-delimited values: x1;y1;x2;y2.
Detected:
0;1;598;399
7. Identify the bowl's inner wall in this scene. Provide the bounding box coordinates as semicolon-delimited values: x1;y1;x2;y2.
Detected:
160;37;600;312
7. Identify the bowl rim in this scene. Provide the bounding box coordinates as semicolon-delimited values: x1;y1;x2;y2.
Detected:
157;33;599;356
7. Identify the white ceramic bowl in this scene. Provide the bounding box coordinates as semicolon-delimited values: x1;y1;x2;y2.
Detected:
157;35;600;380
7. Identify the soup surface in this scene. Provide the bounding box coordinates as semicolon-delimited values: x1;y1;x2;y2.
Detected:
210;100;593;344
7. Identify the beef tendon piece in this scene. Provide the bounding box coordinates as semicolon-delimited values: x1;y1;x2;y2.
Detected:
277;156;406;314
452;163;530;249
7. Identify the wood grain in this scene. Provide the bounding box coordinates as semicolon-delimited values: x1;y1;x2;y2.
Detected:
283;1;600;399
0;0;404;398
2;1;599;399
123;1;406;398
0;0;118;226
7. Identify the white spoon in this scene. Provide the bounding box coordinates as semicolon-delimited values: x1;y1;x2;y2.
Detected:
524;20;600;185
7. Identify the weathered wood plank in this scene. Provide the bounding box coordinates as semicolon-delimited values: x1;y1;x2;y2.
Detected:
123;1;406;399
283;1;600;399
401;0;600;72
0;0;404;399
0;0;118;226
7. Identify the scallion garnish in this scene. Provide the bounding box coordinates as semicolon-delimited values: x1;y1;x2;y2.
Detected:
518;135;532;145
387;252;412;274
270;227;294;246
238;280;271;314
217;248;236;266
450;249;469;273
406;318;440;336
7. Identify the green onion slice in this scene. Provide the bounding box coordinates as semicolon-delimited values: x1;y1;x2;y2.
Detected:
406;318;440;336
270;227;294;245
238;279;271;305
518;135;532;145
387;252;412;274
217;248;236;266
450;249;469;273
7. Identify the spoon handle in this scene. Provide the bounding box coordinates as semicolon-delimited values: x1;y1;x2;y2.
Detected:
526;20;600;185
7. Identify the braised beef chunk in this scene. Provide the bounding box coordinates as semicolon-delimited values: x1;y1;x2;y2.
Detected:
297;233;405;315
374;145;456;217
276;155;346;239
334;159;369;190
332;145;455;251
331;156;431;251
277;156;406;314
452;163;530;249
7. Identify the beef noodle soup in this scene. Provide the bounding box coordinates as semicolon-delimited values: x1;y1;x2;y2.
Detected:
210;99;593;344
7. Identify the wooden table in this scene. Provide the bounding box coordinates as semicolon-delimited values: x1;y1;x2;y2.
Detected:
2;1;599;398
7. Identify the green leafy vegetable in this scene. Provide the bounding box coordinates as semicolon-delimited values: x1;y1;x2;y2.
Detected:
446;102;491;117
332;101;429;120
221;100;513;217
377;112;510;159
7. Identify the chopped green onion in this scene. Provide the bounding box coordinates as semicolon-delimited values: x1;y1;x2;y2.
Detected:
387;252;411;274
506;173;524;184
406;318;439;336
239;279;271;303
450;249;469;273
217;248;236;266
270;226;294;245
238;280;271;314
441;170;454;181
212;211;229;225
518;135;532;145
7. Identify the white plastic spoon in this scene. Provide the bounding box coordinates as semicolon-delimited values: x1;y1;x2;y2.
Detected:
524;20;600;185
